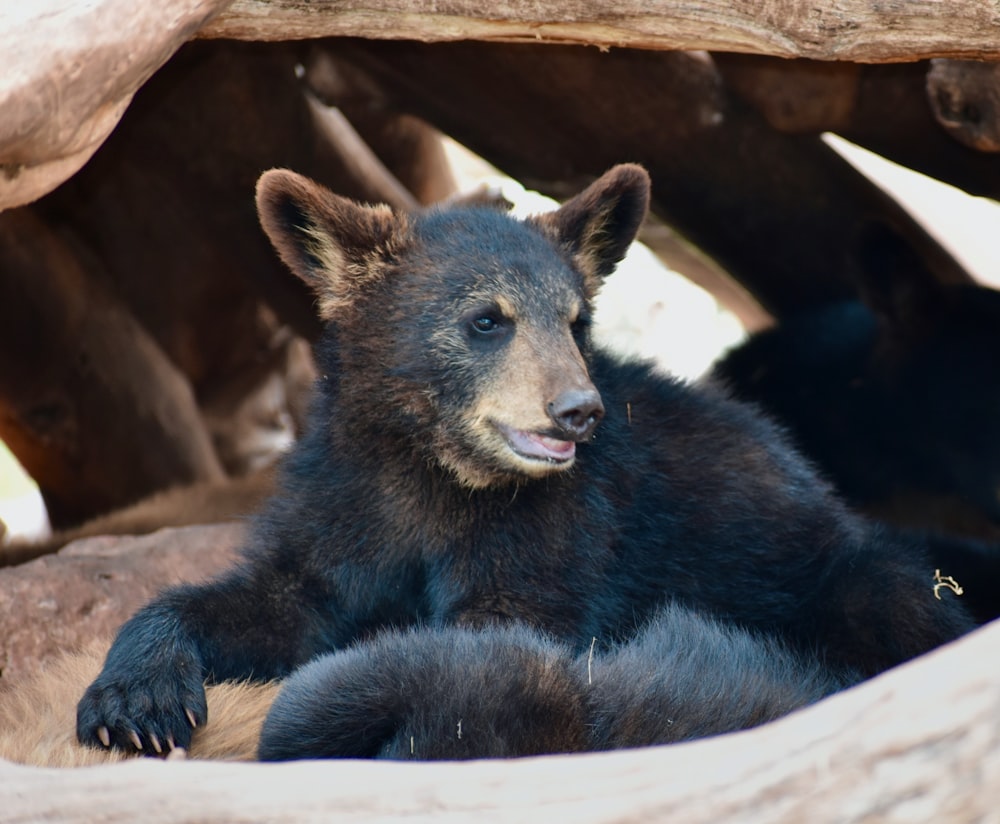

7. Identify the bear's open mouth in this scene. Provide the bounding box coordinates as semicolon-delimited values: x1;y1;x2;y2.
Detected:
496;423;576;464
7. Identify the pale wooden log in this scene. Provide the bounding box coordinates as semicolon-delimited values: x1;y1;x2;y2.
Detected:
2;619;998;822
0;0;231;212
202;0;1000;62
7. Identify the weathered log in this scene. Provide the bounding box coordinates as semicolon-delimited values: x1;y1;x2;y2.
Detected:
7;1;1000;212
0;39;461;524
0;0;231;212
305;98;419;212
302;46;459;205
2;617;998;822
27;39;456;359
1;469;273;568
0;207;226;529
712;56;1000;203
202;0;1000;63
714;53;863;135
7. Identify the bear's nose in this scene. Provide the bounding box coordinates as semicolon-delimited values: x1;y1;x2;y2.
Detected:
548;388;605;441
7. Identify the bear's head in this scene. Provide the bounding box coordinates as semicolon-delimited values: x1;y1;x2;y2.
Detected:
256;164;650;489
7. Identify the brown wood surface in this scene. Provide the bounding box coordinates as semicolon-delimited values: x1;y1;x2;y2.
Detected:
6;1;1000;212
323;40;976;317
2;617;998;822
202;0;1000;62
0;208;226;528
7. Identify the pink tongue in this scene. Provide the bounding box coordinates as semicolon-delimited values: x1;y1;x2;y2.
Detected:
506;428;576;461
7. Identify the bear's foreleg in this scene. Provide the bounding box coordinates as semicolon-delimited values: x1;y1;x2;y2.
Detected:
77;564;333;755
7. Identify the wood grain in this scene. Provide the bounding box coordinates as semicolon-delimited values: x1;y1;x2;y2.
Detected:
7;1;1000;210
203;0;1000;62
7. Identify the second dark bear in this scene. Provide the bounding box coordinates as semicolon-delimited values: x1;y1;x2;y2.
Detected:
711;224;1000;621
258;604;844;761
78;165;972;758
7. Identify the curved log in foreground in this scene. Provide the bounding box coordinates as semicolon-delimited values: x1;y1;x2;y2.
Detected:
2;618;998;822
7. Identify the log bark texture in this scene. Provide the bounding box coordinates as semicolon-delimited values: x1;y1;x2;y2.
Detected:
6;0;1000;212
201;0;1000;62
2;617;998;822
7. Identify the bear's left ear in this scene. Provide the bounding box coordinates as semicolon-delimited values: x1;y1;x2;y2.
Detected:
531;164;650;290
256;168;405;319
851;219;952;332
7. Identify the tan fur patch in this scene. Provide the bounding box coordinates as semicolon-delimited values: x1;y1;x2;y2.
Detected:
571;201;616;287
300;221;349;316
304;206;408;320
0;641;278;766
443;322;596;487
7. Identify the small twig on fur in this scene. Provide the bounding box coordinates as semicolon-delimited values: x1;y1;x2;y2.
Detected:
588;636;597;685
933;569;964;600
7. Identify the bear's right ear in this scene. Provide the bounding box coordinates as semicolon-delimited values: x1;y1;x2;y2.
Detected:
256;169;404;319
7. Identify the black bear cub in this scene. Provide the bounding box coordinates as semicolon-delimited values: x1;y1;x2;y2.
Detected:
78;165;972;761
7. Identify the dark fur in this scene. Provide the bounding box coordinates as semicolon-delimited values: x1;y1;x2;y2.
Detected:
258;623;590;761
78;167;973;758
581;602;847;749
259;603;846;761
712;223;1000;621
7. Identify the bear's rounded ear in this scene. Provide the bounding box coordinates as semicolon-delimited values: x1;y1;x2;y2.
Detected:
255;169;404;319
851;219;951;332
531;164;651;290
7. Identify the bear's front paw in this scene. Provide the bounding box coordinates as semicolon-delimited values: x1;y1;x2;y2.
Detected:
76;666;207;755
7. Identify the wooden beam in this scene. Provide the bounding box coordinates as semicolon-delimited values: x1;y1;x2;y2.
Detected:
6;1;1000;212
3;617;999;821
201;0;1000;63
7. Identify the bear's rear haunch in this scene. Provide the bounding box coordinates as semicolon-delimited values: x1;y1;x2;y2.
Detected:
77;165;973;761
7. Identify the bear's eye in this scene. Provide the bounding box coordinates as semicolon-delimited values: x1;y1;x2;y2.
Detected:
464;306;512;344
471;315;502;335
